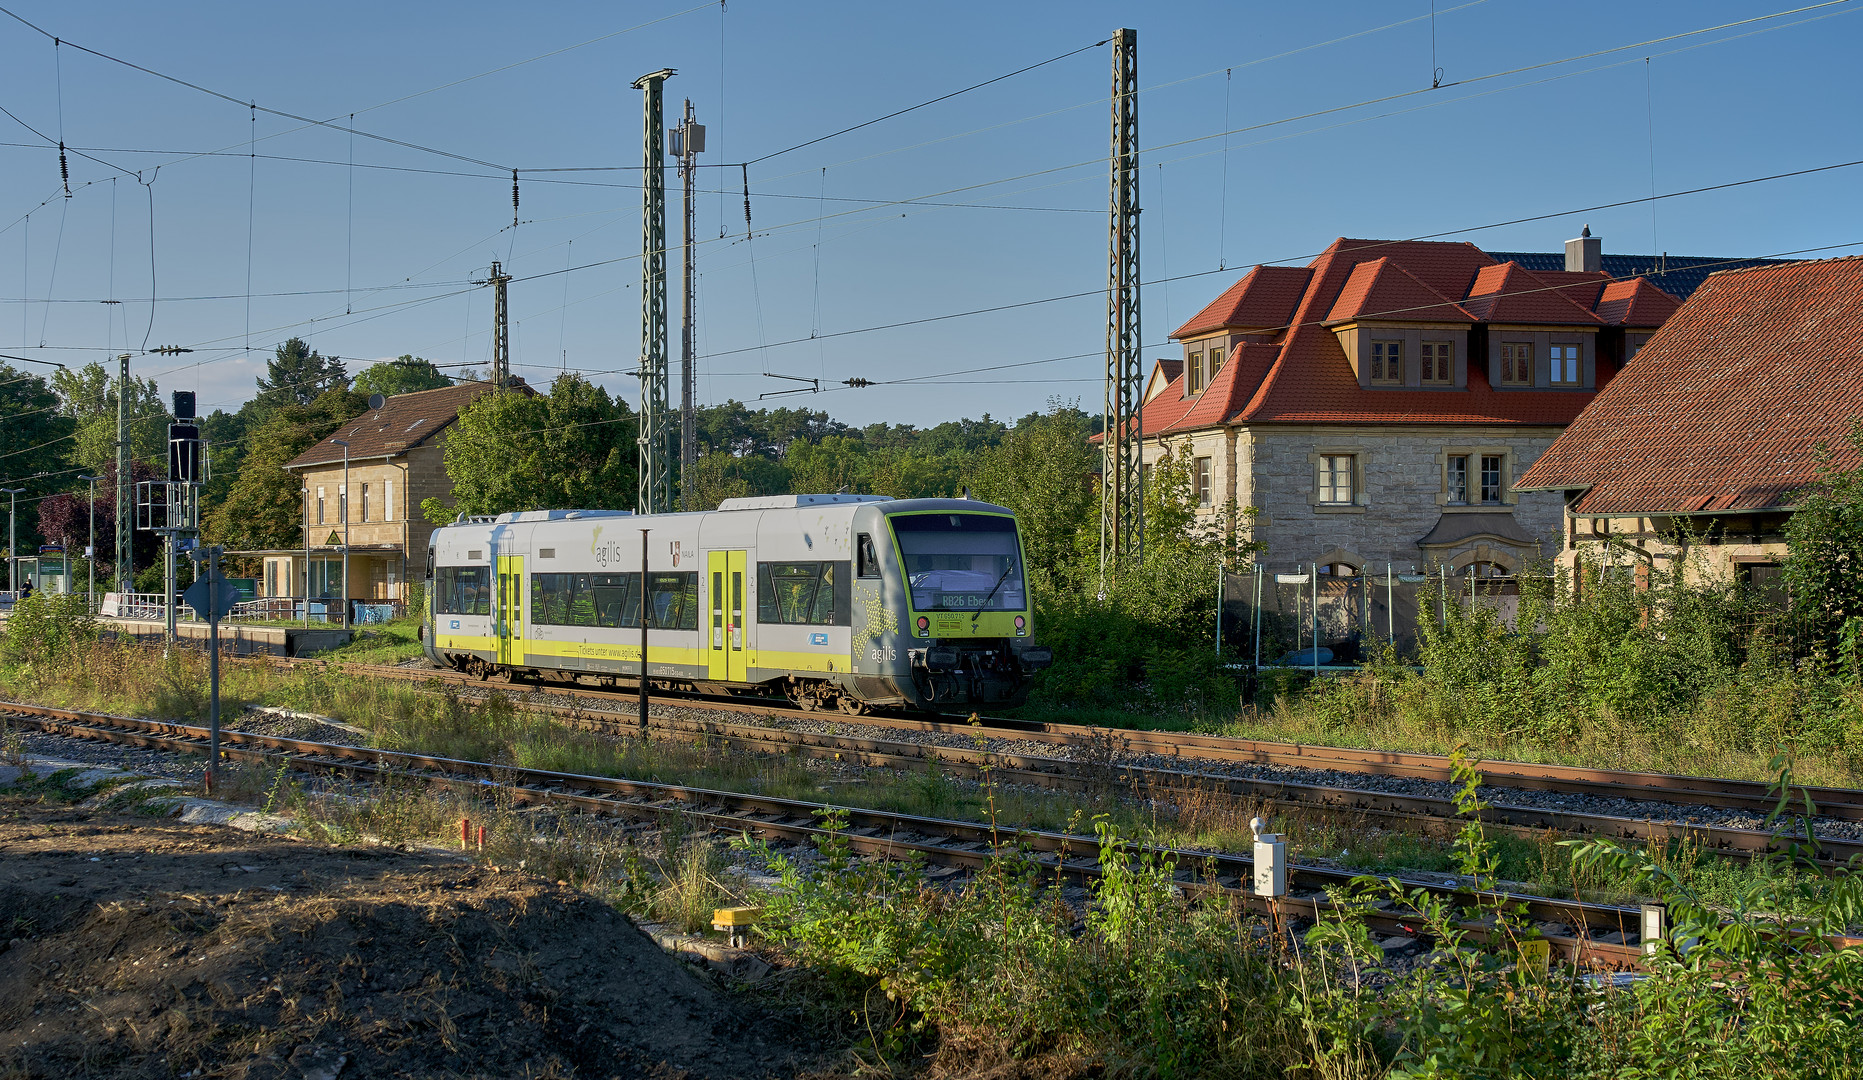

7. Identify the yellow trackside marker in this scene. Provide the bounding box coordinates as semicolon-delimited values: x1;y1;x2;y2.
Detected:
712;906;761;947
1519;938;1551;975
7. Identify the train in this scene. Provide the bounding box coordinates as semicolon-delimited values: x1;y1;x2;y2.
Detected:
420;493;1052;712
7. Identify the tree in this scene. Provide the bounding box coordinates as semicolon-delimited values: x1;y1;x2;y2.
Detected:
251;338;349;416
353;355;451;399
36;460;161;582
203;390;369;551
51;360;167;472
0;363;76;549
1782;425;1863;654
969;404;1098;584
424;375;636;522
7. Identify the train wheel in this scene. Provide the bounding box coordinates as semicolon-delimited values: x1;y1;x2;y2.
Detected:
836;694;868;717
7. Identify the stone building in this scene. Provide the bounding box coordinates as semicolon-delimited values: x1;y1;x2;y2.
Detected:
254;380;513;609
1123;232;1767;577
1515;255;1863;590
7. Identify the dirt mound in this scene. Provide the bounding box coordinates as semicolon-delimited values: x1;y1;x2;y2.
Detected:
0;801;815;1079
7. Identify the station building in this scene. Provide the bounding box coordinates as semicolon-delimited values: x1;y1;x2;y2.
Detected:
241;380;510;614
1129;231;1783;578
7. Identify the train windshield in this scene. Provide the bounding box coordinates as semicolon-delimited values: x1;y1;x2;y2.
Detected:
890;513;1025;612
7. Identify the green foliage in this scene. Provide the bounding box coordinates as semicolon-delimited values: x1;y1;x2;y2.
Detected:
51;360;165;472
2;592;97;666
351;355;452;399
1785;424;1863;655
249;337;349;418
430;373;635;520
969;402;1097;584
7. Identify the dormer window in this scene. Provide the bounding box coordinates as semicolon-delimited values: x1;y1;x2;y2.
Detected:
1369;341;1403;384
1187;350;1205;394
1500;343;1532;386
1421;341;1453;385
1550;344;1581;386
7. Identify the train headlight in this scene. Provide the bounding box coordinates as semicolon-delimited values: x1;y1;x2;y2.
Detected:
916;616;929;637
1014;615;1026;635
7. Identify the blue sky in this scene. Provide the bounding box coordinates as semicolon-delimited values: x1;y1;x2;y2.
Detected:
2;0;1859;429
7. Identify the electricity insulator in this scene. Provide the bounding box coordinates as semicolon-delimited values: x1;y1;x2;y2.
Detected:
842;378;873;388
58;142;70;197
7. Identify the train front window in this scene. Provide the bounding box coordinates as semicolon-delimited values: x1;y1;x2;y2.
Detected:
890;513;1025;612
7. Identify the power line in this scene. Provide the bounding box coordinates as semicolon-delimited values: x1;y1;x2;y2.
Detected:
745;38;1109;165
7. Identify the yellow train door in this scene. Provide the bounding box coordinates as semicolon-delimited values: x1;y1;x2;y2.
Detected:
496;554;525;666
707;550;748;682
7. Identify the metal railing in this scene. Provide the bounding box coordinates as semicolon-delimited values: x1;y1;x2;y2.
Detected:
95;592;408;625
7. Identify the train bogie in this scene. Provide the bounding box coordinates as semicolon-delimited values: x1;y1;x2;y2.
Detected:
421;495;1051;711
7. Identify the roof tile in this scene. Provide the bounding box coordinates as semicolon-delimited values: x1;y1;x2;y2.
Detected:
1514;256;1863;513
284;380;513;470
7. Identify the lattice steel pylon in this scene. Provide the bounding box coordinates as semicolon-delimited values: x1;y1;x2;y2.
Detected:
633;68;676;515
488;260;511;390
1099;27;1143;589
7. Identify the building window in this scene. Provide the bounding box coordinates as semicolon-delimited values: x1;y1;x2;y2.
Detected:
1318;455;1355;505
1501;342;1532;386
339;486;348;525
1550;343;1581;386
1447;455;1469;504
316;487;325;525
1421;341;1453;385
385;479;394;522
1194;456;1212;507
1369;341;1403;384
1319;563;1359;577
1207;340;1225;378
361;483;371;523
1480;455;1504;504
1187;351;1204;394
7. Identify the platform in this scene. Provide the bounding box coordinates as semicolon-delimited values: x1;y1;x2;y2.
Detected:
96;617;352;658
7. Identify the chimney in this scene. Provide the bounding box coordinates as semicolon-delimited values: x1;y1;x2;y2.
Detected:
1565;225;1602;273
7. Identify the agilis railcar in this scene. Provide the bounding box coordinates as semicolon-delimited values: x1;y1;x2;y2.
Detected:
420;494;1052;712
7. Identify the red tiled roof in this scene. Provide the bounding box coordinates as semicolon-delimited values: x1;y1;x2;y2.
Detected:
1144;358;1184;402
1171;264;1312;338
1160;342;1280;434
1594;278;1682;327
1233;239;1599;426
1514;256;1863;514
1325;257;1476;324
1461;263;1604;325
284;380;513;470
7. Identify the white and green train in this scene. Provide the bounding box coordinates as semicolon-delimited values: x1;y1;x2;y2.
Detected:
420;494;1052;712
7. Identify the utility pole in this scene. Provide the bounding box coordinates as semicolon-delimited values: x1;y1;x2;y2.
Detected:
79;474;99;612
634;68;675;516
1099;27;1143;591
489;260;511;390
115;352;131;595
673;100;704;511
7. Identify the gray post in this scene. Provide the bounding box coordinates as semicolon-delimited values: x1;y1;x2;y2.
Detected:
1251;563;1263;671
1386;562;1395;643
638;527;651;739
164;529;175;646
1311;562;1320;676
1214;561;1223;656
80;475;99;612
301;486;311;626
206;544;222;794
1;487;20;596
333;439;351;631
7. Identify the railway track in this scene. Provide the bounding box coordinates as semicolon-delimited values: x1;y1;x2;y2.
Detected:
302;657;1863;825
2;700;1657;968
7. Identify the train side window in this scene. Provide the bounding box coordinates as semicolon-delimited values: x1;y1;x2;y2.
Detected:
857;533;880;578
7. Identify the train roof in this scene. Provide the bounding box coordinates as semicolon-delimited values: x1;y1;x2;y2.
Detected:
434;494;1017;535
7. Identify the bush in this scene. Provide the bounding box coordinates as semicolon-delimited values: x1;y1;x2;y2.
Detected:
2;591;97;666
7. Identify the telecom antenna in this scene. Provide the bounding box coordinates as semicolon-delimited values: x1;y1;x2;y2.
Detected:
634;69;676;516
489;260;511;390
673;100;704;511
1100;27;1143;588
